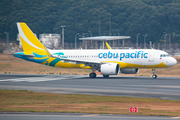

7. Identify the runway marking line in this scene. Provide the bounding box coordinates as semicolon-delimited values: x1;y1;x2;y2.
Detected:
0;76;82;82
81;114;99;117
172;116;180;119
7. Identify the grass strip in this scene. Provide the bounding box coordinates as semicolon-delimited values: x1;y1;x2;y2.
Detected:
0;89;180;116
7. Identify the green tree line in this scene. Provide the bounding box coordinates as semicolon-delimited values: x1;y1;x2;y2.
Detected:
1;0;180;44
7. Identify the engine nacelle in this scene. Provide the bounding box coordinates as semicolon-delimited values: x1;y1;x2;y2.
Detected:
120;68;139;74
100;63;120;75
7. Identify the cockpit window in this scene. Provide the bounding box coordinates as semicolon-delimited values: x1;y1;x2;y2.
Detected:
160;54;170;57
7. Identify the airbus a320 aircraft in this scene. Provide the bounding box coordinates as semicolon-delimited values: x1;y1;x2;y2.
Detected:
14;23;177;79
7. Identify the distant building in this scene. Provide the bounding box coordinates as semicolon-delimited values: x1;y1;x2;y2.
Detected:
17;33;61;50
39;34;61;49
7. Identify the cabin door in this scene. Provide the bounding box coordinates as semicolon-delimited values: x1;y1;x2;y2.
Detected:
149;52;154;62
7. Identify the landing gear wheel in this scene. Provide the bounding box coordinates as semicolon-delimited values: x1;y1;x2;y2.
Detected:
103;75;109;78
152;68;157;79
89;73;96;78
152;75;157;79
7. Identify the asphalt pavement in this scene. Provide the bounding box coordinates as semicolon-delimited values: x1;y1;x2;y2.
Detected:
0;112;180;120
1;74;180;120
0;74;180;100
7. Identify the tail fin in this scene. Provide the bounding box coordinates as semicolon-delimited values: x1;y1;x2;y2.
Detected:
105;42;111;50
17;22;50;56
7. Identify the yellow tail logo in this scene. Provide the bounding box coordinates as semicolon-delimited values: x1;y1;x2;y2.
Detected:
17;22;50;56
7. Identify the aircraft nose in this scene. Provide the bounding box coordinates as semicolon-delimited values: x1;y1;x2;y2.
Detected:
168;57;177;66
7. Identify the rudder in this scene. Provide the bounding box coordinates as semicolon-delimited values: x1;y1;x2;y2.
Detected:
17;22;50;56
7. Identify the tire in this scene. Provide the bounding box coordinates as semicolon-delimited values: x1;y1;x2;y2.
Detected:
89;73;96;78
103;75;109;78
152;75;157;79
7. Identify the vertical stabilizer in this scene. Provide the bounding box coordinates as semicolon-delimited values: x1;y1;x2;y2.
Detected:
17;22;50;56
106;42;111;49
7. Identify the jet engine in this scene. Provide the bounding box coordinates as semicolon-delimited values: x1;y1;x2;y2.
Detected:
100;63;120;75
120;68;139;74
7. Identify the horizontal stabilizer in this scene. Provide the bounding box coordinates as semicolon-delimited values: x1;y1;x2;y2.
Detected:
14;53;35;59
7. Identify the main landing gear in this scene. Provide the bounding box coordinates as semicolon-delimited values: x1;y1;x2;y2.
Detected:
89;73;96;78
89;66;97;78
89;73;109;78
152;68;157;79
103;75;109;78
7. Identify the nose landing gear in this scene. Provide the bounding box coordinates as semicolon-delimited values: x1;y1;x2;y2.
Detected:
152;68;157;79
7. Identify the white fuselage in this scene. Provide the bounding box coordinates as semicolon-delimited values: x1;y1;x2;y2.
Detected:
49;49;177;68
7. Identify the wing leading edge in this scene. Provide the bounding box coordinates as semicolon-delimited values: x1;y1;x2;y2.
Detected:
51;56;102;67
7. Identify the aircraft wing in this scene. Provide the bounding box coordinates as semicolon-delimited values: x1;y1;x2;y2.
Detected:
51;56;102;67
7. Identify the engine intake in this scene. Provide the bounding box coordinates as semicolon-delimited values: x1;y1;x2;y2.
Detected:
120;68;139;74
100;63;120;75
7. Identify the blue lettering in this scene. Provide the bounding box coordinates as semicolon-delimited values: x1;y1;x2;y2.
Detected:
141;51;144;58
120;53;125;61
98;53;103;58
131;53;135;58
135;51;137;58
113;53;118;58
126;53;130;58
98;51;148;60
103;53;107;58
108;51;112;58
144;53;148;58
137;51;141;58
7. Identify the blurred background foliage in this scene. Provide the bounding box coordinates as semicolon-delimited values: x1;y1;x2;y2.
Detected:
1;0;180;44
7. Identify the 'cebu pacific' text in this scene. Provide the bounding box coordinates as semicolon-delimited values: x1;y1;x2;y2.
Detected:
98;51;148;61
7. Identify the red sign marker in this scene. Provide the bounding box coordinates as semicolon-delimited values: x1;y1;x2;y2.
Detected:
129;107;138;113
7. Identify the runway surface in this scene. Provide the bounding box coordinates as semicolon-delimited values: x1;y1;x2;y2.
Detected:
1;74;180;120
0;112;180;120
0;74;180;100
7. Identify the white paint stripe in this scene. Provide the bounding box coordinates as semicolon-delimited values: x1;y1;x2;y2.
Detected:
172;116;180;119
28;77;69;82
17;23;43;50
0;76;79;82
0;77;43;82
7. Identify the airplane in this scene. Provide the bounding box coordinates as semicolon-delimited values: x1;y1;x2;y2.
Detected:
14;22;177;79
